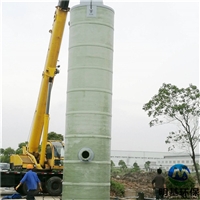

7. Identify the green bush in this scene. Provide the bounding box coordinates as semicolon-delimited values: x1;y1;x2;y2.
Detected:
165;175;195;198
110;180;125;197
111;167;121;176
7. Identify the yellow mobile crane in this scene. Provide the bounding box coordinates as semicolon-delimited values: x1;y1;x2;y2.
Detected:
1;0;69;196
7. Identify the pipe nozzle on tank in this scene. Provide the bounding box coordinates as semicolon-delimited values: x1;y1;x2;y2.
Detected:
78;148;94;162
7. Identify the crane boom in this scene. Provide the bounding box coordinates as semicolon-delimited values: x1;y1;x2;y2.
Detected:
28;1;69;154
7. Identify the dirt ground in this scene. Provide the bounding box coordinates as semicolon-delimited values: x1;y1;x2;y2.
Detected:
111;172;199;199
111;172;157;198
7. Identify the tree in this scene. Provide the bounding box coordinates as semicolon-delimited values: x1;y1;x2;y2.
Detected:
118;160;127;171
48;132;64;141
132;162;140;172
111;160;115;168
15;141;28;154
0;147;15;163
111;160;115;173
143;83;200;185
0;148;4;155
144;161;151;171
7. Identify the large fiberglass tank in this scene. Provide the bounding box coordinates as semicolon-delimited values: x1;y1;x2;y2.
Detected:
63;0;114;199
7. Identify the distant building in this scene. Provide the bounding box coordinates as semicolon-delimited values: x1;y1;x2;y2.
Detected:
158;154;200;171
111;150;200;171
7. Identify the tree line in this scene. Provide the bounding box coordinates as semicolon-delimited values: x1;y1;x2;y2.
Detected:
111;160;151;172
0;132;63;163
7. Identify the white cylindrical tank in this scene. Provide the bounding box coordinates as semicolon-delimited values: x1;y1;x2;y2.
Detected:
63;1;114;199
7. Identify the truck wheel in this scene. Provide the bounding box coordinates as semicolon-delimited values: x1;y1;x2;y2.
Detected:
46;177;62;196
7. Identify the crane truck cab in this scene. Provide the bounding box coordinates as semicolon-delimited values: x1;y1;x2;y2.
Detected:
45;141;65;169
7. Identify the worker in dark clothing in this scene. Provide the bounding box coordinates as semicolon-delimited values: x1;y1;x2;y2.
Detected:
152;168;166;200
15;164;42;200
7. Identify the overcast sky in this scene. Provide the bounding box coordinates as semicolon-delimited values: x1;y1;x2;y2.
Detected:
1;1;199;153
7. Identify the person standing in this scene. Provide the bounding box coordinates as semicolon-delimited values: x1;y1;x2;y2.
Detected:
15;164;42;200
152;168;166;200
